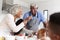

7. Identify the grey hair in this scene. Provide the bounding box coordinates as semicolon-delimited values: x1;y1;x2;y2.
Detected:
9;4;21;16
30;3;38;8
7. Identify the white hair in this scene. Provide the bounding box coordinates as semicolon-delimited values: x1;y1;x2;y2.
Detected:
30;3;38;8
9;4;21;16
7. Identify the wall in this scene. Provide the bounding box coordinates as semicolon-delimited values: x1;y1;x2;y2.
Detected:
0;0;3;22
5;0;13;4
0;0;3;14
38;0;60;18
12;0;60;17
2;0;60;16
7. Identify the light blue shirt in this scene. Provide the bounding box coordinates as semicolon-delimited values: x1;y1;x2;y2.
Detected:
23;11;46;32
23;11;45;24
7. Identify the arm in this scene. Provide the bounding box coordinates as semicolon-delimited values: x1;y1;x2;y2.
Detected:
23;13;32;29
7;14;32;32
39;13;47;28
7;14;25;32
23;13;29;20
43;22;47;28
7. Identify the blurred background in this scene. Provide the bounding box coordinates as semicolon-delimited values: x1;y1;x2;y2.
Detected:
0;0;60;29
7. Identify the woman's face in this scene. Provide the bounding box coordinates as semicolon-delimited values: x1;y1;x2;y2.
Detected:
16;9;22;18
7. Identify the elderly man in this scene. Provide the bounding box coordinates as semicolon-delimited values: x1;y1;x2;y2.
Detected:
23;3;47;32
47;12;60;40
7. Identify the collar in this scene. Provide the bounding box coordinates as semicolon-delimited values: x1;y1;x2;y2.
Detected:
29;11;38;17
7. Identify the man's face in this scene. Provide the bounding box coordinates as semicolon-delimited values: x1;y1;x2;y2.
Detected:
30;6;38;16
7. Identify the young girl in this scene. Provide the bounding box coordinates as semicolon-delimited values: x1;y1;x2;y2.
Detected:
37;28;50;40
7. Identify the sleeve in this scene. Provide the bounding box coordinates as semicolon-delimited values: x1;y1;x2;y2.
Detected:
6;14;25;32
39;13;46;22
23;13;29;20
15;19;23;26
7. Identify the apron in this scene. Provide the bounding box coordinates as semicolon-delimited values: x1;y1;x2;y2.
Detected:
27;12;40;32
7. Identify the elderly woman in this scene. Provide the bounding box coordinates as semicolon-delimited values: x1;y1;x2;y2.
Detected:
0;4;32;36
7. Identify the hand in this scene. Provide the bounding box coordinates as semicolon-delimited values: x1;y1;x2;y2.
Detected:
23;20;28;25
32;32;37;35
23;16;32;25
25;16;32;22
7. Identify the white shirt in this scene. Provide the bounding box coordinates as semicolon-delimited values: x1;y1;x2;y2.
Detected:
0;14;24;36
